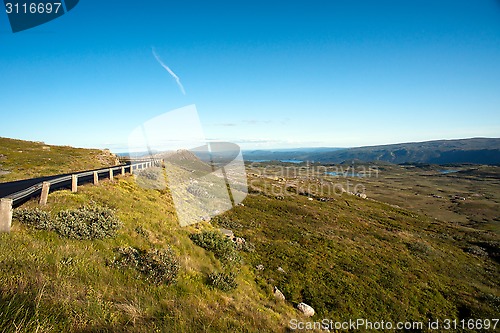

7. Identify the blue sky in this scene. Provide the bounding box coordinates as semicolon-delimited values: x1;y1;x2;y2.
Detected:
0;0;499;152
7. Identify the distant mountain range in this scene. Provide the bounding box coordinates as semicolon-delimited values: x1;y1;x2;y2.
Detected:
243;138;500;165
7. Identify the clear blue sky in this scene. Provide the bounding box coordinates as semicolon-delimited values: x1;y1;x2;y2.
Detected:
1;0;499;152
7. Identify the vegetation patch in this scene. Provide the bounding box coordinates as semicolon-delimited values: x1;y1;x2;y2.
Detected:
13;208;52;230
207;272;238;291
14;205;123;240
189;231;241;265
112;246;180;285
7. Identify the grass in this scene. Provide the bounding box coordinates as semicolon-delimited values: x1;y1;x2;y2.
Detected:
0;138;498;332
1;175;295;332
227;164;499;325
0;137;117;182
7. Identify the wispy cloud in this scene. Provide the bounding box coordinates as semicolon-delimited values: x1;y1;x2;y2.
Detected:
152;47;186;95
214;123;237;127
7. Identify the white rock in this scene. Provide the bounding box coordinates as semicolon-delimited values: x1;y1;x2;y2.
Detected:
274;287;286;301
297;302;315;317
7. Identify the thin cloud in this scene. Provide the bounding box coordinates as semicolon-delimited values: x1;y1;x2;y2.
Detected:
152;47;186;95
214;123;237;127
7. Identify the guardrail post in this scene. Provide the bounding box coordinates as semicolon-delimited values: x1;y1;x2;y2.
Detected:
121;167;125;176
0;198;13;233
109;169;114;181
93;171;99;185
71;175;78;193
40;182;50;206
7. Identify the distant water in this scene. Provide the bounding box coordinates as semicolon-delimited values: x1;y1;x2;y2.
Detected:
325;171;365;177
280;159;303;164
247;159;304;163
439;169;459;174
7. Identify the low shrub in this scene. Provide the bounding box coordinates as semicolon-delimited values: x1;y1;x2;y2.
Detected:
14;205;122;240
113;246;180;285
55;205;122;240
210;215;243;230
207;272;237;291
189;231;240;265
13;208;54;230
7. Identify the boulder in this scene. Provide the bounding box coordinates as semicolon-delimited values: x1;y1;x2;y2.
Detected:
274;287;286;301
297;302;315;317
277;267;286;274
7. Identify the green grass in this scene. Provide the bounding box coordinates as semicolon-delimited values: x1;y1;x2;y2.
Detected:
0;176;295;332
0;137;118;182
1;139;498;332
217;167;499;327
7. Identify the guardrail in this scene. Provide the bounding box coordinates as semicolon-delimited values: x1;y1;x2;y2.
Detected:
0;159;162;233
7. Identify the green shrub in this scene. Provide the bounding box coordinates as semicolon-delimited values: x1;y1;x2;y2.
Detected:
14;205;122;240
113;246;180;285
13;208;54;230
210;215;243;229
55;205;122;240
207;272;237;291
189;231;241;265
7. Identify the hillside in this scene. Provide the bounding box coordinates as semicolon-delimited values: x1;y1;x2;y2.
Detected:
0;139;499;332
243;138;500;165
0;137;119;183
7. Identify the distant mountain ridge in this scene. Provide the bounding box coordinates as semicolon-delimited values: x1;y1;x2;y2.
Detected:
243;138;500;165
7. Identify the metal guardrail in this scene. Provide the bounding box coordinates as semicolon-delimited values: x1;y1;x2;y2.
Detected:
0;159;163;232
5;164;130;205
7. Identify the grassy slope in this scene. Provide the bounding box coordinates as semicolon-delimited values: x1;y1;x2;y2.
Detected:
0;139;498;332
1;175;300;332
220;174;499;324
1;175;498;332
0;137;118;182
